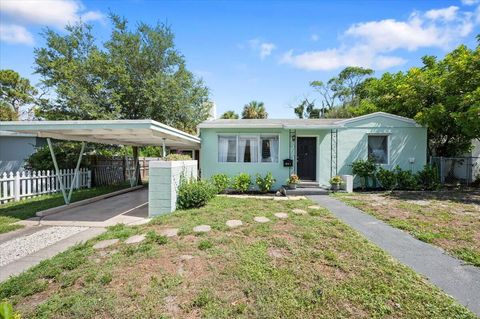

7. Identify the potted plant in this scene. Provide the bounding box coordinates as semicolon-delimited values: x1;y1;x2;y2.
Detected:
329;175;343;191
287;174;299;189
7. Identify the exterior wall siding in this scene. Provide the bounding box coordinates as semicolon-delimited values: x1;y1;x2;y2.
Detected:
199;116;427;189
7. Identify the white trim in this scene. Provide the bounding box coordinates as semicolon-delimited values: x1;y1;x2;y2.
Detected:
295;135;319;182
335;112;421;127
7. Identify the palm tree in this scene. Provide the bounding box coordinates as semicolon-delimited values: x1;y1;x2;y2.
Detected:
241;101;268;119
220;110;239;119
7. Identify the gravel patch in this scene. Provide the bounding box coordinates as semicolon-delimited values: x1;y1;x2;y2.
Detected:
0;226;88;267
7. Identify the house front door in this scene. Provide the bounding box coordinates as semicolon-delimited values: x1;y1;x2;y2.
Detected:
296;137;316;181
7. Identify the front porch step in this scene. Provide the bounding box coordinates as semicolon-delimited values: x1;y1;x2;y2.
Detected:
282;187;328;196
297;181;319;188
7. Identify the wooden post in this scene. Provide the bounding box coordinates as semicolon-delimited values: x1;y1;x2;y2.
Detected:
14;172;20;201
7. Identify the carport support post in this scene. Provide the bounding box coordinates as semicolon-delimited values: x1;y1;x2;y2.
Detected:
67;141;86;204
47;138;68;204
162;138;166;158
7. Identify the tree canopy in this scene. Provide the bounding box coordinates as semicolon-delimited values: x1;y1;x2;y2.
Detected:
220;110;239;119
34;14;210;134
241;101;268;119
0;69;37;120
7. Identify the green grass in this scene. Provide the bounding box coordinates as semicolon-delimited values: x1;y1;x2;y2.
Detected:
333;192;480;267
0;197;476;318
0;183;132;234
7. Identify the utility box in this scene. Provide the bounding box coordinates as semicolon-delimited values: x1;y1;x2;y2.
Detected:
341;175;353;193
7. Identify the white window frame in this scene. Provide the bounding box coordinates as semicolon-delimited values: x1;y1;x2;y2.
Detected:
217;134;280;164
367;134;390;165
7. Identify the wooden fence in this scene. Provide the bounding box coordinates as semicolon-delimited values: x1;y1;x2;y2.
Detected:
0;168;91;204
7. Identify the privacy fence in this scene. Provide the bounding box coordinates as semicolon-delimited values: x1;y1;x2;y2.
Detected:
430;156;480;186
0;168;91;204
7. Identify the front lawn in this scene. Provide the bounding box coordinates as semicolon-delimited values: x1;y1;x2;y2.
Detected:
333;190;480;267
0;183;132;234
0;196;475;318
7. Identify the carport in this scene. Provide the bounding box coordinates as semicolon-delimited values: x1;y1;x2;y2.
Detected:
0;120;200;205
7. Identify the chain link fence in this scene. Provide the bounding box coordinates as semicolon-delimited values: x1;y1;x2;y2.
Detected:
430;156;480;186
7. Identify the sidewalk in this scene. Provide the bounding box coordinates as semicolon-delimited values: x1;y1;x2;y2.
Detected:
308;195;480;316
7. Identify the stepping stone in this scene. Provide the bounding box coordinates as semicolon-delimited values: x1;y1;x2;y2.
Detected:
179;254;194;261
159;228;179;237
308;205;321;210
274;213;288;219
268;248;284;258
93;239;119;250
193;225;211;233
226;220;243;228
124;234;146;244
292;208;307;215
254;216;270;223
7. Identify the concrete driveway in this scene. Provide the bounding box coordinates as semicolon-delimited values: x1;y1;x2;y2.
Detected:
18;188;149;228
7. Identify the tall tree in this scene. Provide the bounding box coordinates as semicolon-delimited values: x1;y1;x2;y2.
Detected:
294;98;321;119
241;101;268;119
34;15;210;133
220;110;239;119
0;69;37;119
355;40;480;156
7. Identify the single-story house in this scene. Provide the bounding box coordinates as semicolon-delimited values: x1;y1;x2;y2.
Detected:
198;112;427;189
0;131;46;173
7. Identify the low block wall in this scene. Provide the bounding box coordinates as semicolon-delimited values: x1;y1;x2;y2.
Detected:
148;160;197;217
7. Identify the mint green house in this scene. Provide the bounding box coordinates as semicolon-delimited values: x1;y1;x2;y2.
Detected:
198;112;427;189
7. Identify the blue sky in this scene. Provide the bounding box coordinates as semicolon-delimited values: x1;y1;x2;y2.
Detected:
1;0;479;118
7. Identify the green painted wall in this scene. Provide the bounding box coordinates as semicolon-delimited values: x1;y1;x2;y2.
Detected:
199;115;427;189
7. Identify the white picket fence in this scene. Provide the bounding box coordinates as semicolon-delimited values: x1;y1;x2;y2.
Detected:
0;168;91;204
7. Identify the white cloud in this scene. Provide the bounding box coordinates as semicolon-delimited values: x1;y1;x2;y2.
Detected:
0;24;34;45
281;5;479;71
461;0;479;6
425;6;459;21
248;38;276;59
0;0;103;28
311;34;319;41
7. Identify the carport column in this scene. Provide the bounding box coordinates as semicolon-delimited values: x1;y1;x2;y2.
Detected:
47;138;68;204
162;138;166;158
148;160;197;217
67;141;86;203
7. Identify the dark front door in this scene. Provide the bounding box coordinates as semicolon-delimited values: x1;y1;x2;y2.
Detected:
296;137;316;180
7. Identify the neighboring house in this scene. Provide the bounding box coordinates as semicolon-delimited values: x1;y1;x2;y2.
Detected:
198;112;427;189
0;131;46;173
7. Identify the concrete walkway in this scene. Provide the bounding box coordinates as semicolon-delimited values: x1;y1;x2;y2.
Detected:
309;195;480;316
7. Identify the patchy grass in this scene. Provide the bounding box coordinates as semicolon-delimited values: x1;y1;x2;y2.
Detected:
0;197;476;318
333;190;480;267
0;183;133;234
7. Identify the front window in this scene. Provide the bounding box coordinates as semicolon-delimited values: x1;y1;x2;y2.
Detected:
368;135;388;164
218;136;237;162
261;136;279;162
238;137;258;162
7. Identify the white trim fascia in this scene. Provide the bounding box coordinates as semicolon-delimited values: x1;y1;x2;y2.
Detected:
335;112;421;127
283;124;340;129
198;123;283;129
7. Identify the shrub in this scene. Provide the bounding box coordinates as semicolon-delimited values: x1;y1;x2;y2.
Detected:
255;172;276;193
177;179;216;209
352;158;377;189
394;166;418;190
164;153;192;161
210;173;230;193
416;164;440;190
231;173;251;193
376;167;397;190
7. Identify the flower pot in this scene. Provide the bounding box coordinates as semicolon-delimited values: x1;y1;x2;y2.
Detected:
331;184;340;191
288;183;297;190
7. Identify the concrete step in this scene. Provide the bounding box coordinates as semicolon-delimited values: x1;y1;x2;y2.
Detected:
283;187;328;196
297;181;320;188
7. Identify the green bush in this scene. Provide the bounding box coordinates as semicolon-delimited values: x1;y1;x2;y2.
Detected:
376;167;397;190
164;153;192;161
352;158;378;189
177;179;216;209
231;173;251;193
255;172;276;193
417;164;440;190
394;166;418;190
210;173;230;193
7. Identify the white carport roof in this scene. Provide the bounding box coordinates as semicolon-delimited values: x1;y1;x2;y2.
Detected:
0;119;200;149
